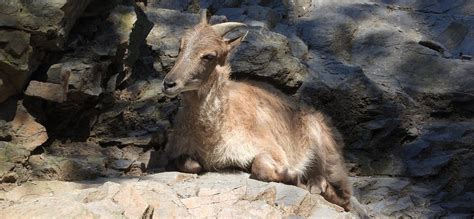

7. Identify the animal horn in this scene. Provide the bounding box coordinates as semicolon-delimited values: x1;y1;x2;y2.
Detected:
211;22;246;36
200;9;208;24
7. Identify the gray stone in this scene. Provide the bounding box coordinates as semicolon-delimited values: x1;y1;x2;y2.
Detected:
215;8;246;21
244;5;281;28
0;0;93;103
283;0;314;19
0;30;36;103
0;0;92;50
230;27;308;93
8;102;48;152
0;172;355;218
51;56;108;98
110;159;133;171
377;0;474;16
148;0;194;12
351;176;446;218
29;154;106;181
25;81;68;103
0;142;29;182
93;4;153;67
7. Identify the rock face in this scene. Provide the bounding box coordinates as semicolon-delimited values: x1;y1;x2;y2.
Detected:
230;27;308;93
0;172;354;218
0;0;473;218
0;0;92;103
0;101;48;183
288;0;474;217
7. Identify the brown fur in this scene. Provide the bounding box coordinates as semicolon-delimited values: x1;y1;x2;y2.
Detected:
162;13;352;210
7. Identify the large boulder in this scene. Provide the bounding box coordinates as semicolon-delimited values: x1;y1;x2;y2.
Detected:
230;27;308;93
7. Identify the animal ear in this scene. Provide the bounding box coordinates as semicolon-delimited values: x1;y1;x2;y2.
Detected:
225;31;248;50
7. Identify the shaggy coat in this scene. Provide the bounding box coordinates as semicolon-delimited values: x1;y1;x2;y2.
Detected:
162;10;352;210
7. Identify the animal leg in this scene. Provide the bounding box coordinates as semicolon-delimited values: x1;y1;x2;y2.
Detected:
307;161;352;211
175;155;203;174
250;152;301;186
325;164;352;211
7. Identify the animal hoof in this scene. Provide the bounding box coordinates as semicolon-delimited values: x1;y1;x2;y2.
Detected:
176;156;203;174
308;185;322;194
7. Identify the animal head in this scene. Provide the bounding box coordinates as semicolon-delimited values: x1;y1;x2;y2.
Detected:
162;9;247;97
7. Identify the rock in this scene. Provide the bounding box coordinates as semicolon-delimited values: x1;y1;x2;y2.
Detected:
93;3;153;68
377;0;474;16
352;176;444;218
0;1;472;218
24;65;70;102
406;154;454;177
113;184;150;218
91;85;170;149
244;5;281;28
99;135;153;147
0;0;92;50
403;121;473;170
42;1;153;102
25;140;107;181
121;145;144;160
215;7;246;21
137;149;165;170
49;56;108;100
292;2;473;217
0;120;11;141
110;159;133;170
29;154;106;181
274;23;309;60
9;102;48;151
0;102;37;183
147;0;194;12
200;0;243;12
0;0;93;103
283;0;314;19
0;142;29;182
25;81;68;103
0;172;356;218
0;30;36;103
230;27;308;93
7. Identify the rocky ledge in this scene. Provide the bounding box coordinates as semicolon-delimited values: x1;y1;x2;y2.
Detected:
1;0;473;218
0;172;354;218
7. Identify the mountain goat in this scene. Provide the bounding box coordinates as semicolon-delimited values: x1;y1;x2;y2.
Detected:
162;10;352;210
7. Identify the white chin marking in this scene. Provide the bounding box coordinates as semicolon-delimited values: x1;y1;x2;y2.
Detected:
163;90;180;97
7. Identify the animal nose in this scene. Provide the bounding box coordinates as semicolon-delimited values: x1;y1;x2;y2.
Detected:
163;80;177;89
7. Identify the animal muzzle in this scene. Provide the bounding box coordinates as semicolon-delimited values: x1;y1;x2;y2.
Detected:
162;78;182;97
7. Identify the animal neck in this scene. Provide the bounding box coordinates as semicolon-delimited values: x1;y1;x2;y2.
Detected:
181;64;231;125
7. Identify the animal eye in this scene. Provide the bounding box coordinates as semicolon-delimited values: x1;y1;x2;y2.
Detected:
202;53;216;61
